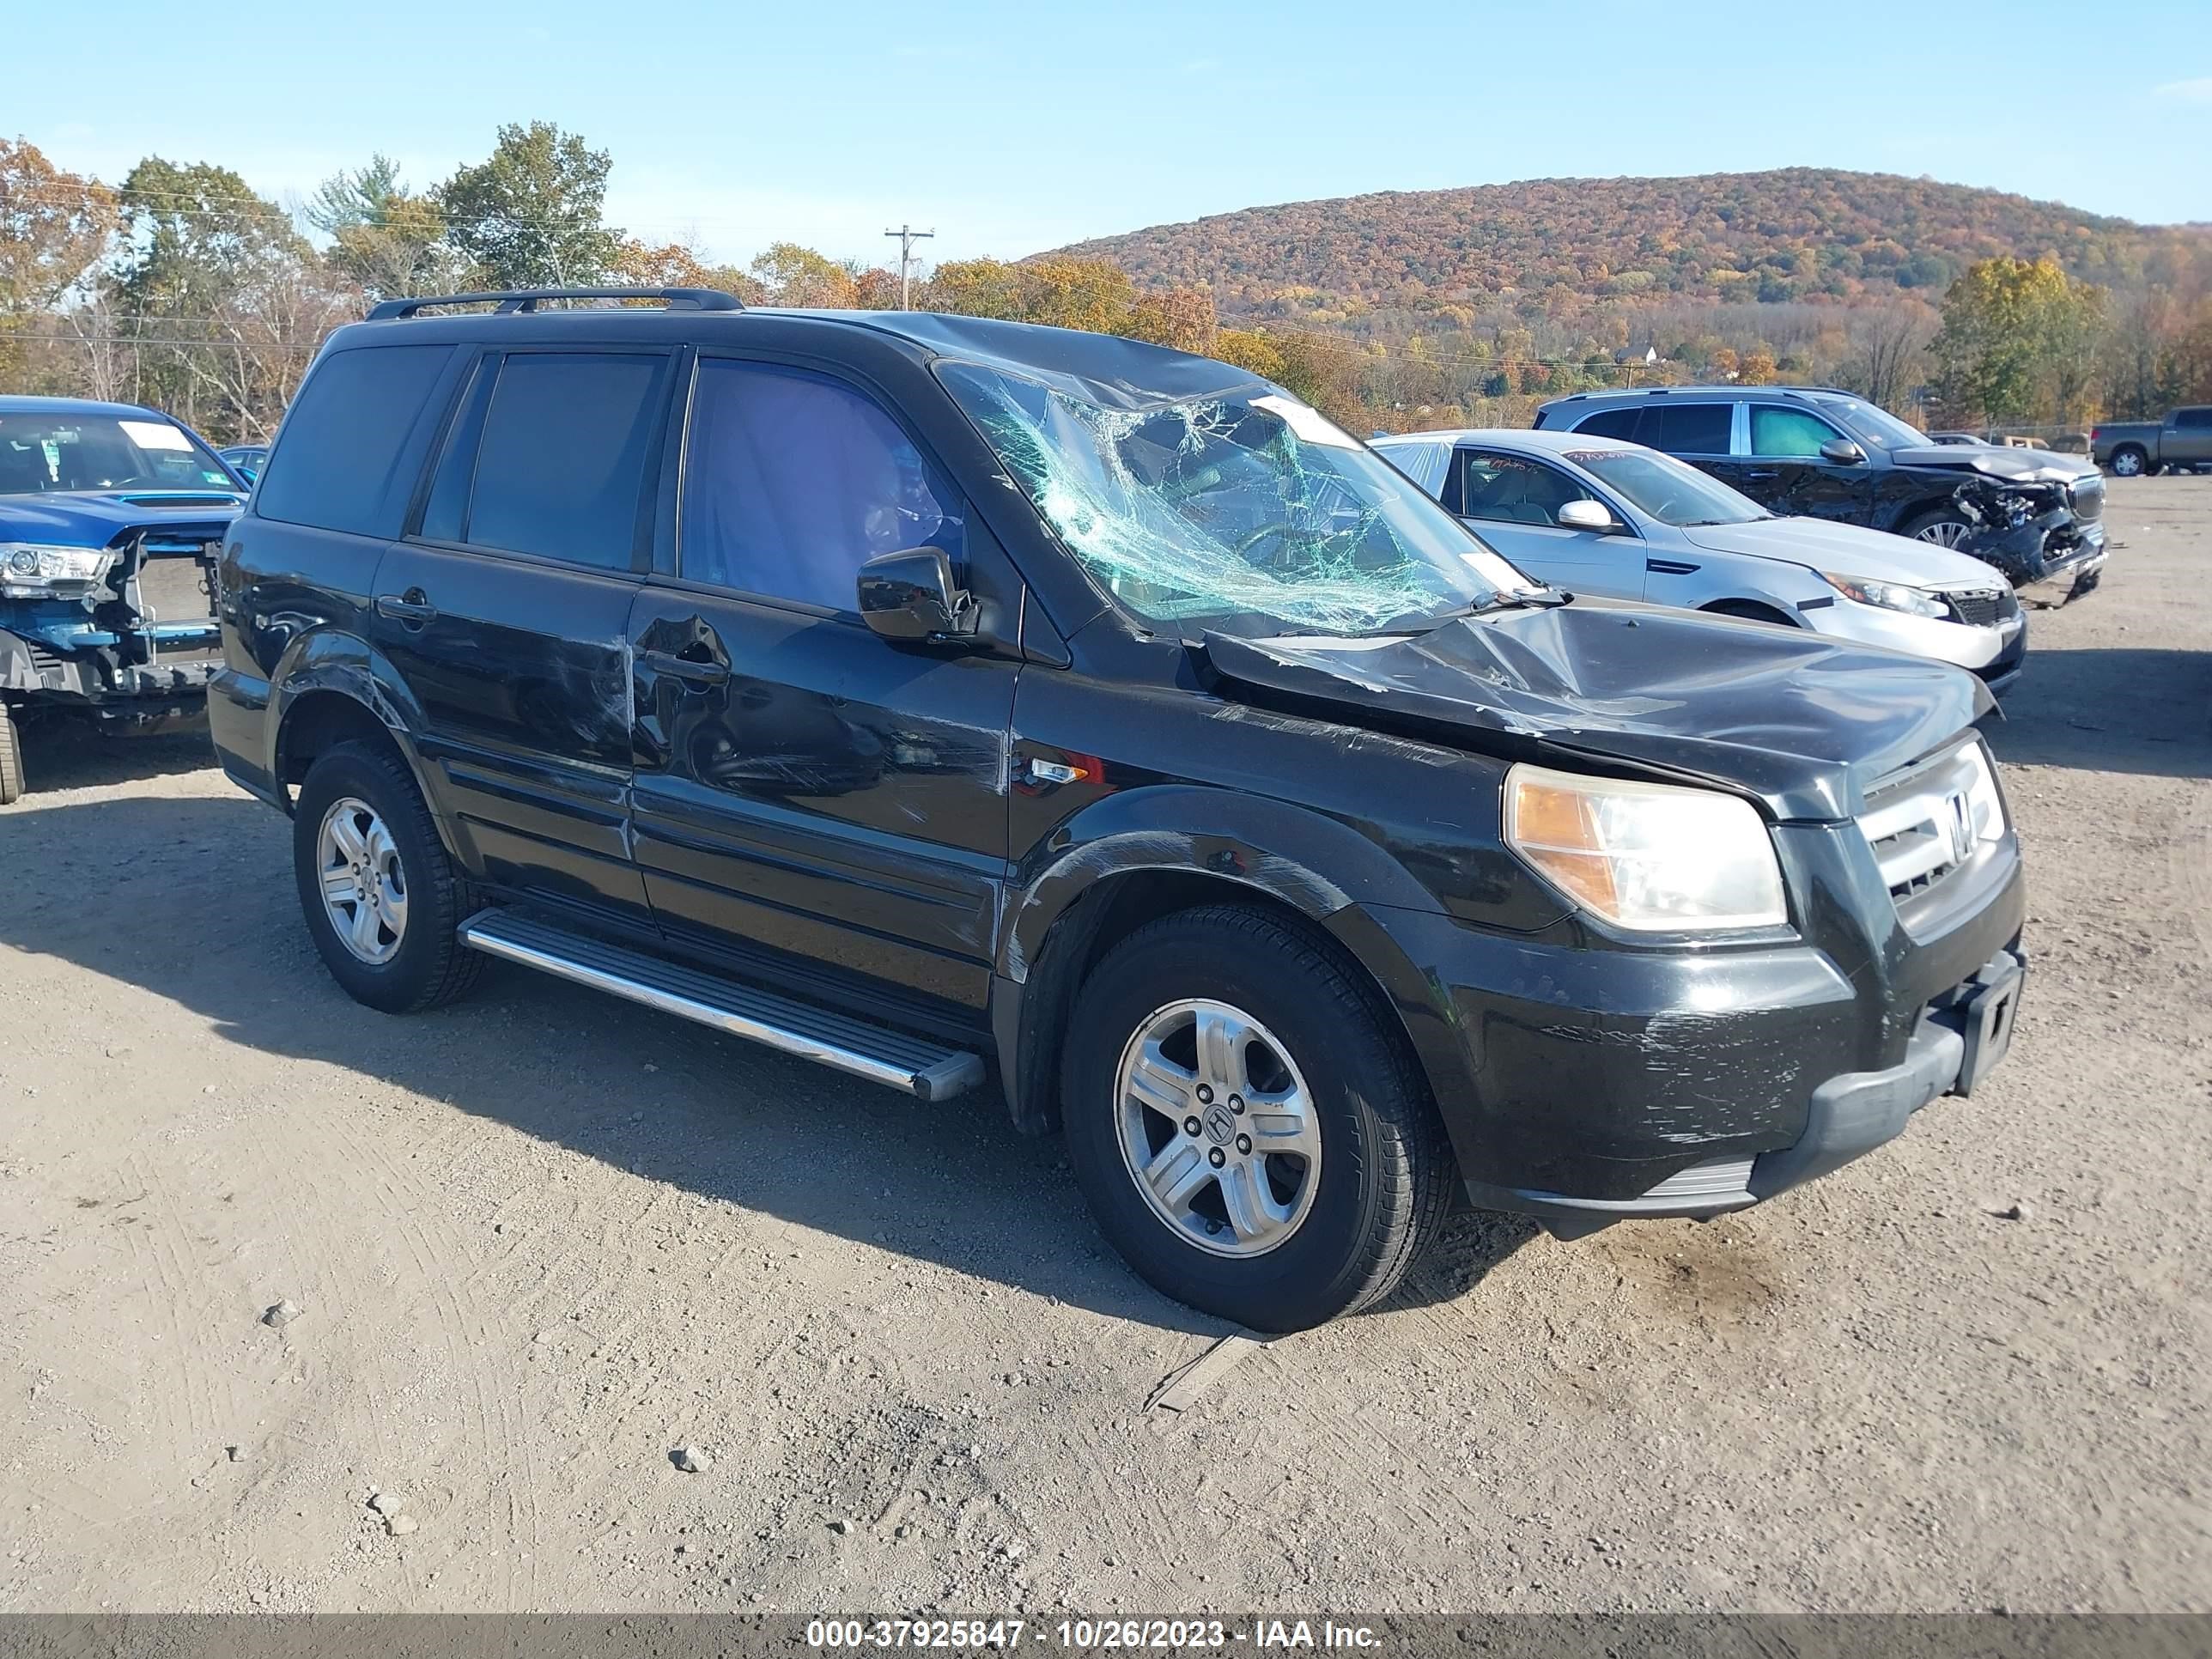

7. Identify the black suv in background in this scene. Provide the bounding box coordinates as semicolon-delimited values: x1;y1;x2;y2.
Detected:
210;289;2028;1331
1535;385;2107;589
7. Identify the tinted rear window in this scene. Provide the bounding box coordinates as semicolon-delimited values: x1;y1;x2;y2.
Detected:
463;353;665;569
2177;408;2212;429
1574;407;1646;442
1653;404;1732;454
1573;403;1733;454
254;345;453;536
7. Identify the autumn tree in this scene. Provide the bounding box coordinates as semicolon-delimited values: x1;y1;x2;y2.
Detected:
307;155;465;300
613;237;760;302
1930;256;2106;425
106;157;340;431
1;139;117;377
1835;301;1935;411
437;123;621;289
748;242;860;308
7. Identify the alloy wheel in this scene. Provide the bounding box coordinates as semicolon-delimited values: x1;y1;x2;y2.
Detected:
1914;519;1972;550
1114;998;1322;1258
316;796;409;965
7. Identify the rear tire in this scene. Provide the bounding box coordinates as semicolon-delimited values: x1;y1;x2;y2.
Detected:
293;739;482;1014
1061;904;1452;1331
0;705;22;805
2107;446;2147;478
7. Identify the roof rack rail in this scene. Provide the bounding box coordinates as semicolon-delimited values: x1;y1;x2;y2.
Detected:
366;286;744;321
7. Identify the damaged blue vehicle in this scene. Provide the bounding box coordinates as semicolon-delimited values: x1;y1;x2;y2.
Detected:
0;397;245;803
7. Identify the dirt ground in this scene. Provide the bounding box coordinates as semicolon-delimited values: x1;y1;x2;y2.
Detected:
2;478;2206;1616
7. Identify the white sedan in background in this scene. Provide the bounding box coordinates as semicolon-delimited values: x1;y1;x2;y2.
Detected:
1374;428;2027;695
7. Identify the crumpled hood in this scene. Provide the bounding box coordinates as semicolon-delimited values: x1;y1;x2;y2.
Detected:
0;489;243;549
1677;514;2003;589
1888;443;2097;484
1204;599;1991;822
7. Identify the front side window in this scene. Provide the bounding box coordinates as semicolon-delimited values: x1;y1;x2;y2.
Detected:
464;353;664;569
1751;404;1847;459
939;362;1528;638
1455;452;1594;526
0;411;238;497
680;361;963;611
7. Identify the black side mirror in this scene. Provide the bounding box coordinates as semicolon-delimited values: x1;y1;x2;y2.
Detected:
1819;438;1867;465
856;546;977;642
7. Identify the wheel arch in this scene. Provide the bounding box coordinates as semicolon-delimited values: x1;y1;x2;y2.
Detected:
265;630;457;857
1698;594;1802;628
991;787;1465;1137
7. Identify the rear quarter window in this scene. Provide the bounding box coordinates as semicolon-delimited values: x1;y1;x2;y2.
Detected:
253;344;455;536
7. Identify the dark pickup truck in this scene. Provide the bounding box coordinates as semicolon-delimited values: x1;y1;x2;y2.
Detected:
210;289;2028;1330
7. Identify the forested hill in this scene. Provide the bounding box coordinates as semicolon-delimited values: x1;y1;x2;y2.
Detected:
1052;168;2203;315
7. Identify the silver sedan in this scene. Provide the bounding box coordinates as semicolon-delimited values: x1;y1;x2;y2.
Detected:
1374;428;2027;694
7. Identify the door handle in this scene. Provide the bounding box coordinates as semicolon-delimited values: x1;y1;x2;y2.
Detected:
1742;468;1781;481
374;588;436;626
641;648;731;684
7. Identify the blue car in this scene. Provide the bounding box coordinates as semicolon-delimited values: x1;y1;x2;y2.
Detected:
0;397;247;802
217;444;269;483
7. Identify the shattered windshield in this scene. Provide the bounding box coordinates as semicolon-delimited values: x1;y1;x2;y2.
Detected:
938;362;1531;637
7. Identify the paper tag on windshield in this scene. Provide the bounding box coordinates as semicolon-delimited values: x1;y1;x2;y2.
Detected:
119;420;192;452
1252;394;1360;450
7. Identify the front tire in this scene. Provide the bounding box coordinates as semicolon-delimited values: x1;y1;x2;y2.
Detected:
293;739;481;1014
1904;507;1974;550
1061;905;1452;1331
0;704;21;805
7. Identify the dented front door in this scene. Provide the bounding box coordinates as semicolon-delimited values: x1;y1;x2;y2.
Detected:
626;353;1013;1018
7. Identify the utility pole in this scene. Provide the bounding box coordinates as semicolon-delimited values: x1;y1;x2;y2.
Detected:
884;224;935;310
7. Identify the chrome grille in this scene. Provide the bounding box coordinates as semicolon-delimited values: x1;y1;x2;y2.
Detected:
1856;744;1989;902
2069;476;2105;524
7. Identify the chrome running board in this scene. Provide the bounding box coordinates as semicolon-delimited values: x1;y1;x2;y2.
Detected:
457;909;986;1102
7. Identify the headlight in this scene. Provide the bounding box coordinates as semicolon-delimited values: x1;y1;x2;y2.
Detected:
0;543;116;599
1960;740;2008;845
1821;570;1948;619
1505;763;1787;933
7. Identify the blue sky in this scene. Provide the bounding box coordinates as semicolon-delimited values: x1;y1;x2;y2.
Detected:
15;0;2211;270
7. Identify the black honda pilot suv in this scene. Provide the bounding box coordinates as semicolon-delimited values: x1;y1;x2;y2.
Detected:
210;288;2027;1331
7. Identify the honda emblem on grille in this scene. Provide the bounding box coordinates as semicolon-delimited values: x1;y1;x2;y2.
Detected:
1945;793;1974;866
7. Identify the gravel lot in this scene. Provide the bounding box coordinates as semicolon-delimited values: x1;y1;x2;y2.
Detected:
2;477;2206;1615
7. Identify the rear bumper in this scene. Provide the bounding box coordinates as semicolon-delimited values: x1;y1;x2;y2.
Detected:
208;665;283;807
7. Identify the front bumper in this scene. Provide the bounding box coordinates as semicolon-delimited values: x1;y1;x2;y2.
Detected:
1466;949;2026;1234
1804;594;2023;681
1370;817;2028;1235
1;626;218;729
